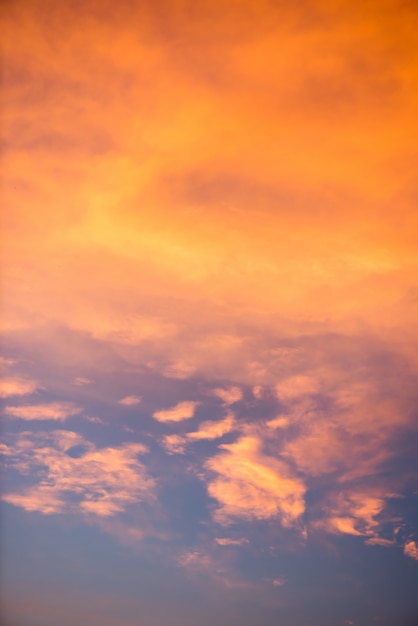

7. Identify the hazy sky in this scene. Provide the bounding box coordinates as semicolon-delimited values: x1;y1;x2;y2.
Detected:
1;1;418;625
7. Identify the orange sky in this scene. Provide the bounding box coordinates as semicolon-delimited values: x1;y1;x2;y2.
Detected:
3;0;418;362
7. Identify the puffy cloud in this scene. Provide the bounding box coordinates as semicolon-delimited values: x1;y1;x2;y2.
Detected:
153;401;198;423
4;401;82;421
0;376;39;398
205;436;305;526
118;395;142;406
212;386;243;405
2;431;154;517
404;541;418;561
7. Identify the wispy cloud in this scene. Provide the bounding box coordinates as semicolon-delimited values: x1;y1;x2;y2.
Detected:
215;537;249;546
4;401;82;421
161;434;187;455
118;395;142;406
161;413;235;454
2;431;155;517
73;377;92;385
153;401;198;423
187;413;235;441
205;435;305;526
312;489;396;541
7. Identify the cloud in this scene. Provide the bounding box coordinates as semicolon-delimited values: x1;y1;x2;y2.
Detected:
4;401;82;421
312;489;395;541
85;415;106;424
161;434;187;455
177;550;212;569
153;401;198;423
2;431;155;517
365;537;396;547
118;395;142;406
161;413;235;454
73;376;92;385
212;386;243;405
215;537;249;546
205;435;305;526
266;416;289;429
403;541;418;561
0;376;39;398
187;413;235;441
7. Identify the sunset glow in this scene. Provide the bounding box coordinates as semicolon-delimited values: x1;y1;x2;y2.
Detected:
2;1;418;625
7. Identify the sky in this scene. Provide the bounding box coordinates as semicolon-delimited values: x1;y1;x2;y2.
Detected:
1;0;418;624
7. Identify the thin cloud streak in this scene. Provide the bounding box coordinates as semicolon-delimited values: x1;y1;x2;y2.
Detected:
118;395;142;406
4;402;82;421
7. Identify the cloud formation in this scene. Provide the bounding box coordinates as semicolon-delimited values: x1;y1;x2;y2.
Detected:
119;395;142;406
212;387;243;405
161;413;235;454
4;402;82;421
404;541;418;561
153;401;198;423
205;435;305;526
2;431;154;517
0;376;39;398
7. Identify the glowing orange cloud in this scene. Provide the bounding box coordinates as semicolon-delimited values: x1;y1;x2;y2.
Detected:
153;401;198;423
206;435;305;526
404;541;418;561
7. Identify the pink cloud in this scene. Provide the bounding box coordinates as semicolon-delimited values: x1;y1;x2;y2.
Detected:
215;537;249;546
212;386;243;405
161;434;187;455
2;431;155;518
161;413;236;455
73;377;92;385
0;376;39;398
4;401;82;421
118;395;142;406
312;489;396;541
153;401;198;423
187;413;235;441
